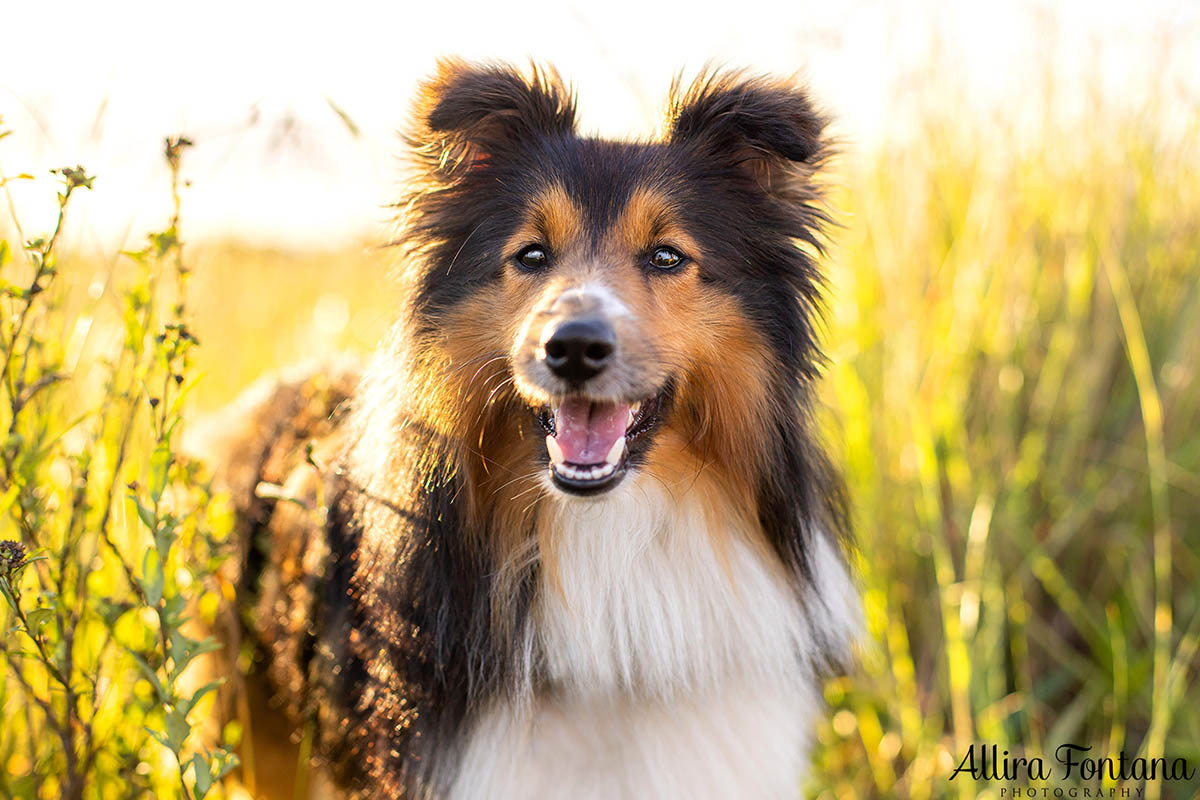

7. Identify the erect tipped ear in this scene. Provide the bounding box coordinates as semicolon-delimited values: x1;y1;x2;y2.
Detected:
667;69;828;194
409;59;576;180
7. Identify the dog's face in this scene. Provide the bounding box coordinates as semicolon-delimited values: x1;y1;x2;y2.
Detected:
402;62;829;501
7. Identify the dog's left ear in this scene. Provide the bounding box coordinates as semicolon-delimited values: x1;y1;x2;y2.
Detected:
667;70;828;195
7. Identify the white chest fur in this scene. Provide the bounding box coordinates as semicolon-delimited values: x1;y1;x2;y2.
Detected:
451;675;817;800
450;478;857;800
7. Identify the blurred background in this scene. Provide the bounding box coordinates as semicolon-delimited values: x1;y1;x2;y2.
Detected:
3;0;1197;248
1;0;1198;798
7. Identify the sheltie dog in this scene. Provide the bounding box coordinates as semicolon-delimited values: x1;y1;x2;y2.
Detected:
212;59;860;800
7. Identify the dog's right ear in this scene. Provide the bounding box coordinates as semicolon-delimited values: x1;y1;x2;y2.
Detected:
409;59;577;181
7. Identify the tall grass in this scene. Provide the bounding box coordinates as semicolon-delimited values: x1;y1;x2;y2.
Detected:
811;99;1200;798
0;128;239;799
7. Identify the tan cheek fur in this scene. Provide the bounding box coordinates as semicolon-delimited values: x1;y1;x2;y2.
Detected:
635;282;778;568
656;285;775;492
434;290;543;545
421;186;587;549
606;188;776;524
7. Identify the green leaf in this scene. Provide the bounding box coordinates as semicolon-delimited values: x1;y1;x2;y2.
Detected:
154;514;178;557
162;592;187;628
169;632;223;682
145;726;171;750
213;751;240;780
131;653;167;701
192;753;213;798
0;577;16;611
131;495;157;531
140;549;163;606
122;299;145;354
164;705;190;753
25;606;54;632
178;678;224;717
149;441;172;504
325;96;361;138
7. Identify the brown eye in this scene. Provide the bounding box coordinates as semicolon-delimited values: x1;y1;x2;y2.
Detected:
649;246;684;271
516;245;550;271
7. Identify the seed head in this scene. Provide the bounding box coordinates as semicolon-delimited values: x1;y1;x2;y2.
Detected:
0;540;29;579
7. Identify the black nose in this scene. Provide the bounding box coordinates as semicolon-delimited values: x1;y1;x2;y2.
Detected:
542;318;616;384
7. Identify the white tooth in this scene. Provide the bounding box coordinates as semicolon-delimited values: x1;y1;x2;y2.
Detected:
546;435;565;465
631;401;641;415
626;409;635;429
605;437;625;466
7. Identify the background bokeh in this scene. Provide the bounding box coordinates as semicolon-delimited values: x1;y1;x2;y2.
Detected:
1;1;1198;798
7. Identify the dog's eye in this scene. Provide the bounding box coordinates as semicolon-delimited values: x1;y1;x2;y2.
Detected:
649;246;685;271
515;245;550;271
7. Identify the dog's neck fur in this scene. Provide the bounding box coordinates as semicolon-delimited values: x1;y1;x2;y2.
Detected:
450;474;858;799
532;474;814;697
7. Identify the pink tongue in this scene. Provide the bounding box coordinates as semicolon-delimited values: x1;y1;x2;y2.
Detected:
554;398;629;465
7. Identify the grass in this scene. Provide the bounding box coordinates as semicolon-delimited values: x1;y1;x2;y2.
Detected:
810;101;1200;798
2;77;1198;798
0;134;239;800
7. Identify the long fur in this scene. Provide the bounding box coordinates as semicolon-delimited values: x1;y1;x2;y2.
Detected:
212;60;860;800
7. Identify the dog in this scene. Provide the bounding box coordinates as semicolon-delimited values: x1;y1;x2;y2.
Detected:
212;60;860;800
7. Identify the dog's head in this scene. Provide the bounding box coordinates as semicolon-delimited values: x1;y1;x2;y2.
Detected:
399;60;830;504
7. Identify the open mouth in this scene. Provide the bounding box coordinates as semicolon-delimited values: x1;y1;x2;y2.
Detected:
537;392;663;495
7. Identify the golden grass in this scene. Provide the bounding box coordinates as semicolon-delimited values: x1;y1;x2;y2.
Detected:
809;107;1200;797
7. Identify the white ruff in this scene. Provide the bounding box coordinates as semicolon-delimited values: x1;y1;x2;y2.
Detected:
450;477;859;800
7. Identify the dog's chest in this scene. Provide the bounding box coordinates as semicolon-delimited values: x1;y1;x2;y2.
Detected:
449;482;824;799
450;675;816;800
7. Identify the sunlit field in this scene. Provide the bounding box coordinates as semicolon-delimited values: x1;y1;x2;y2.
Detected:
2;40;1199;800
812;96;1200;798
